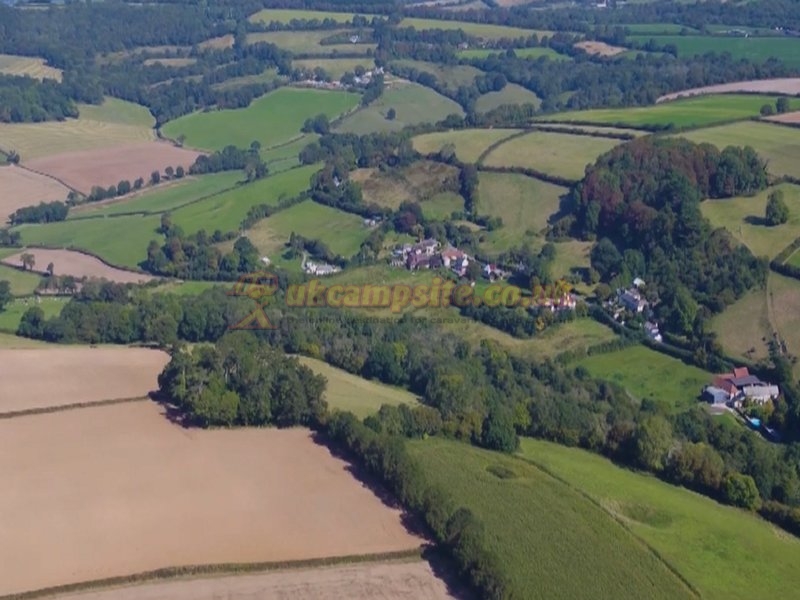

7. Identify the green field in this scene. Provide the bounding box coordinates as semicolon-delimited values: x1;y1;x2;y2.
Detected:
628;34;800;66
575;345;712;411
0;97;155;159
294;355;419;418
161;88;359;152
0;331;54;348
0;264;43;296
407;437;694;600
392;59;484;92
293;57;374;79
0;53;62;81
170;164;319;234
519;438;800;600
544;94;800;129
245;30;376;55
242;199;369;258
261;134;318;174
550;240;593;284
483;130;621;180
351;160;460;210
69;172;243;219
420;191;465;220
399;18;551;41
477;171;567;254
710;289;771;364
0;297;66;332
677;121;800;179
248;8;375;25
621;23;698;34
335;81;463;135
210;68;283;91
150;280;222;296
700;183;800;259
475;83;541;112
768;272;800;378
458;46;568;60
13;215;161;269
412;128;521;163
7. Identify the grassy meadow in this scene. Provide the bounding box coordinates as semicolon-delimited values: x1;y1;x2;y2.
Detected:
261;134;317;173
710;289;772;364
0;264;42;296
627;34;800;66
161;88;359;151
477;171;566;254
458;47;568;60
768;272;800;378
700;183;800;260
519;438;800;600
241;199;369;259
69;172;243;219
574;345;712;411
351;160;460;210
294;355;419;418
544;94;800;129
550;240;593;284
335;81;463;134
621;23;697;34
677;121;800;179
0;53;62;81
475;83;541;112
482;130;621;180
0;297;67;332
420;192;465;220
392;59;484;91
412;128;521;163
398;18;551;41
407;437;695;600
248;8;375;24
0;98;155;159
210;69;283;91
245;30;376;55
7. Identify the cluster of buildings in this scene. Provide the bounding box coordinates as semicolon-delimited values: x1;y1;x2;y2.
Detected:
303;260;340;276
391;239;473;277
605;278;662;341
703;366;780;408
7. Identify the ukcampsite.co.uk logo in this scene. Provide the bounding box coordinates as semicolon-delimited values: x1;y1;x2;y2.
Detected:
228;271;574;330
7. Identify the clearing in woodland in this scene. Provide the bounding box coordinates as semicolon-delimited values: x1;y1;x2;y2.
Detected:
335;81;463;135
677;121;800;179
160;88;359;151
245;30;377;56
0;53;62;80
543;94;800;129
700;183;800;260
0;98;156;160
398;18;551;40
350;160;460;210
519;438;800;600
0;402;423;596
47;560;458;600
477;171;566;254
0;346;168;414
475;84;541;112
24;142;203;194
294;355;420;418
0;165;70;222
412;128;521;163
1;248;155;283
482;130;621;180
407;437;694;600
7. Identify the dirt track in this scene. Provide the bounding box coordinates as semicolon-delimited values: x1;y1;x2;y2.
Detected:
2;248;155;283
24;142;203;194
0;347;169;413
49;560;459;600
0;165;70;222
0;403;423;596
657;78;800;102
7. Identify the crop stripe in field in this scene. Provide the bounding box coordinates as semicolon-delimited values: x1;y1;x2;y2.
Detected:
0;548;424;600
515;453;702;599
0;396;149;420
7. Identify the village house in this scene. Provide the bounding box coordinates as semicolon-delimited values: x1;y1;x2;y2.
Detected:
644;321;662;343
702;367;780;407
441;247;469;277
482;263;508;281
618;287;648;313
539;293;577;313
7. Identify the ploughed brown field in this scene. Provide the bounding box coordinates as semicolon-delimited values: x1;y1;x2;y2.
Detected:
1;248;155;282
766;110;800;124
574;40;626;56
657;78;800;102
0;402;424;596
0;165;70;222
48;560;459;600
0;347;169;414
24;142;204;194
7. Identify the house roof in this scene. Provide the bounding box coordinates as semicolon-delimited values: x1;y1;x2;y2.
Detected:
730;375;762;387
733;367;750;378
713;377;737;394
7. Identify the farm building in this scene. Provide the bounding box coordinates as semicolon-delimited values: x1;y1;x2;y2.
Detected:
704;366;780;407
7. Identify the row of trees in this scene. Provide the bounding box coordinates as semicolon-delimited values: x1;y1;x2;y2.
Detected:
9;200;68;225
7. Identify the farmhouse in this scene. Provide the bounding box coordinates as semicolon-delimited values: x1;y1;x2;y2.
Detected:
441;246;469;276
703;366;780;407
618;287;648;313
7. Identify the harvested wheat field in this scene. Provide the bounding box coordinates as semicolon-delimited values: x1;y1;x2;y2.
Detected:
49;560;460;600
25;142;204;193
574;41;626;56
0;347;169;414
766;111;800;124
658;78;800;102
1;249;155;282
0;402;424;596
0;165;70;222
